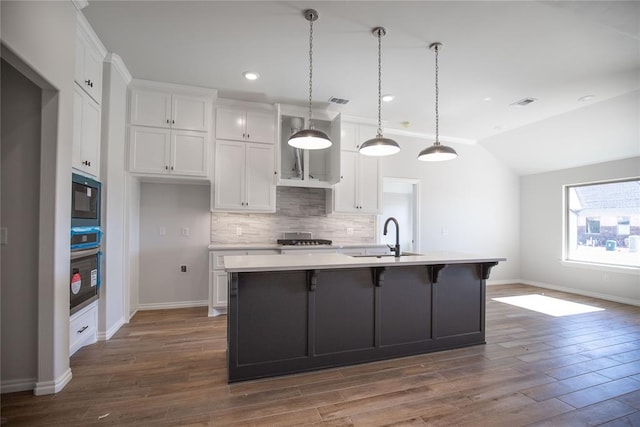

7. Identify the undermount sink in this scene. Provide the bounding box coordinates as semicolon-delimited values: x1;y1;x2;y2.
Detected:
352;252;422;258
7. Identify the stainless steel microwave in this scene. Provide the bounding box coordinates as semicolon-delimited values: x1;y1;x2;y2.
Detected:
71;173;101;228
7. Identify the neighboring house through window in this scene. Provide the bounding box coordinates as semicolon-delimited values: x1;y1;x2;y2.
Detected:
565;179;640;268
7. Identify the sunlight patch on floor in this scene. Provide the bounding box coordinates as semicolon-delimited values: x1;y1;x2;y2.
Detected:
492;294;605;317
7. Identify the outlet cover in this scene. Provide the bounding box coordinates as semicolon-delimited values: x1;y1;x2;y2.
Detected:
181;265;187;272
236;227;242;236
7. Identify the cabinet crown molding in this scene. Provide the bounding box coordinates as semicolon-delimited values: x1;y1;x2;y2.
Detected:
76;10;107;58
131;79;218;99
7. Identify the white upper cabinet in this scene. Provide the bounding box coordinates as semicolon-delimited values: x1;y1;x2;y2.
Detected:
127;80;216;179
276;104;341;188
215;108;275;144
130;89;210;132
74;13;106;104
129;126;208;177
72;85;101;177
329;122;382;214
213;140;276;212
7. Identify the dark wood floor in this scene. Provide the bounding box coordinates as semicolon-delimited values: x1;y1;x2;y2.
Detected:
2;284;640;426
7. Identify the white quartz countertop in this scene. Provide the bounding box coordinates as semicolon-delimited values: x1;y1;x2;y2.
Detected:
208;243;388;251
223;252;506;272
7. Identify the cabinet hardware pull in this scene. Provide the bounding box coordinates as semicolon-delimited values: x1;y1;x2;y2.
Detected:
170;166;174;170
165;165;169;170
166;119;170;124
78;325;88;334
247;134;250;139
172;120;175;124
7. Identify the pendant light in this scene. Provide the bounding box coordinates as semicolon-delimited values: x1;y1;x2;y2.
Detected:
288;9;332;150
418;42;458;162
359;27;400;156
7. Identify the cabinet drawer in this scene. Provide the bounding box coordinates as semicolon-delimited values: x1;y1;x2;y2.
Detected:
69;302;97;355
211;250;247;270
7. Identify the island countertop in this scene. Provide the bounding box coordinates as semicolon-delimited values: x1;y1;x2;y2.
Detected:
223;252;506;272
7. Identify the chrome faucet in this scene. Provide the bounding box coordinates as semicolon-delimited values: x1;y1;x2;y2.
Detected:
383;217;400;258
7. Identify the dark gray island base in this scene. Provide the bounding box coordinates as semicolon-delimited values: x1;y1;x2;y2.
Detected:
225;254;503;383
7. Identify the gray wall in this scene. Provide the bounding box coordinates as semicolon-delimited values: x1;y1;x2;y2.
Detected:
1;60;41;392
1;0;76;394
520;157;640;305
381;134;521;282
138;183;210;308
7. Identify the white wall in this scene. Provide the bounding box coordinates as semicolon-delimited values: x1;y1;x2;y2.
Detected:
138;183;210;308
1;60;41;392
126;177;140;318
1;0;77;394
98;54;131;339
520;157;640;305
381;135;521;282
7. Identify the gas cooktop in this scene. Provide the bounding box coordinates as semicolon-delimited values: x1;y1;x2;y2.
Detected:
277;232;332;246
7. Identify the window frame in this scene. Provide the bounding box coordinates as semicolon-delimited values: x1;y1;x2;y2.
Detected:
562;177;640;272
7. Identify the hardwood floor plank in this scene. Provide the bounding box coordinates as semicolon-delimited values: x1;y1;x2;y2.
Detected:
2;285;639;426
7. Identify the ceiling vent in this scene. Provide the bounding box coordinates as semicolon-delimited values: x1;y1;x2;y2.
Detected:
510;97;537;107
328;96;349;105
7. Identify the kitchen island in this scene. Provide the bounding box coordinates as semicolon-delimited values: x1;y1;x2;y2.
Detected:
223;252;505;382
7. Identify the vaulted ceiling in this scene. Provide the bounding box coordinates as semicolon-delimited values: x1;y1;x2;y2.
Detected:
83;1;640;175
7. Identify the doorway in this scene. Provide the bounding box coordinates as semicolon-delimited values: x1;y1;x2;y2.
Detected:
1;59;42;392
380;178;420;253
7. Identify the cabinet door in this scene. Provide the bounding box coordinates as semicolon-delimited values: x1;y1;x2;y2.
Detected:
172;94;209;131
358;155;381;213
334;150;358;212
212;271;229;308
340;123;359;152
129;126;171;174
213;140;245;209
130;89;172;128
245;143;275;211
72;87;101;177
82;42;103;104
245;111;275;143
171;131;208;176
215;108;246;141
80;95;101;177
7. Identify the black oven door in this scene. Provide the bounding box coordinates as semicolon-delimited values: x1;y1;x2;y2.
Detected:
70;248;100;314
71;174;100;227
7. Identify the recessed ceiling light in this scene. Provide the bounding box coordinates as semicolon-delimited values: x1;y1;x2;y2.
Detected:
483;97;492;102
382;94;395;102
578;95;596;102
401;121;411;128
242;71;260;81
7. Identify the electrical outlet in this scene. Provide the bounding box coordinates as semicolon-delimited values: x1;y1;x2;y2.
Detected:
347;228;354;236
158;226;166;236
181;265;187;272
441;228;449;236
181;227;189;236
603;273;610;282
236;227;242;236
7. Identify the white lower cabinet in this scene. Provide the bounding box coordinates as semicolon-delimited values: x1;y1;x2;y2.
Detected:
69;301;97;356
209;249;278;316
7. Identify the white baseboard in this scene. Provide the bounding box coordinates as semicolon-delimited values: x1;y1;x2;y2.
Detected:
208;307;227;317
1;377;37;394
507;280;640;307
34;368;72;395
128;308;137;322
137;300;208;311
98;316;125;341
487;279;520;286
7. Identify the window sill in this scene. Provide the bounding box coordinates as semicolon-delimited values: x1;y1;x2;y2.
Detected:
561;260;640;275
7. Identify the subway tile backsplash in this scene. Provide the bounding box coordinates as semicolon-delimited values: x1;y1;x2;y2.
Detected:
210;187;377;244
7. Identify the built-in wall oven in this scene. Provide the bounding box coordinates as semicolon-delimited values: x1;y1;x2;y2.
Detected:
70;173;102;313
70;247;101;314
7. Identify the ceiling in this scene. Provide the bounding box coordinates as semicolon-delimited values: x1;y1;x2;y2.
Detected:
82;1;640;175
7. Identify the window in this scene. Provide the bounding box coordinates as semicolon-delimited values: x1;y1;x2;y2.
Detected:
565;178;640;268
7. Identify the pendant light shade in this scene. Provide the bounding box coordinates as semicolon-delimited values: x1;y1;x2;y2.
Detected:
288;9;332;150
418;42;457;162
359;27;400;157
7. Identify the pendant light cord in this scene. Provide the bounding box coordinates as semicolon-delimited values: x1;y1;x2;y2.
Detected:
308;17;314;129
434;43;440;145
377;29;383;137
